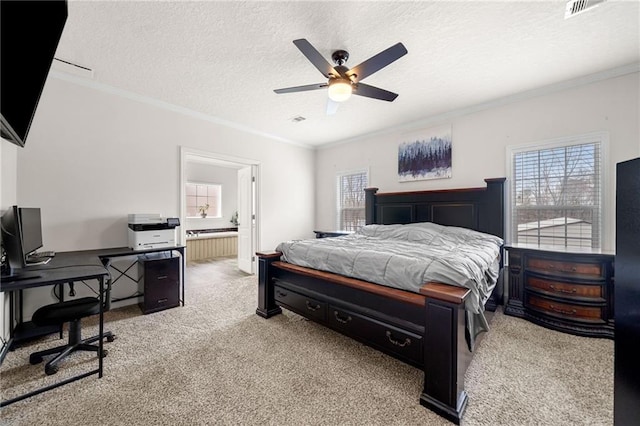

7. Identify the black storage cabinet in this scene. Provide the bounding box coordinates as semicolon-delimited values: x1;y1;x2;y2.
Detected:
614;157;640;425
138;254;180;314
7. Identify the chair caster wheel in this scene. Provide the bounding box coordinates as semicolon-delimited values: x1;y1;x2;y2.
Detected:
45;365;58;375
100;349;108;358
106;335;116;343
29;354;43;365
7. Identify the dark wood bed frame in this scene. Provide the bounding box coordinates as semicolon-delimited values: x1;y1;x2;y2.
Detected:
256;177;505;424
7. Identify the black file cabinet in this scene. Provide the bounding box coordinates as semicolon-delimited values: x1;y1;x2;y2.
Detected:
138;254;180;314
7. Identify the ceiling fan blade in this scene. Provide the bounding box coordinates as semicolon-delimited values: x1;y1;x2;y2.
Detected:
353;83;399;102
326;99;340;115
274;83;327;94
346;42;407;82
293;39;340;78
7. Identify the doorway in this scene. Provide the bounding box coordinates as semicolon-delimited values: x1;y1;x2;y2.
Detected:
179;147;259;275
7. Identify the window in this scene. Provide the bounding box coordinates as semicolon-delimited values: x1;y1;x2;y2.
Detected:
509;134;604;248
186;183;222;218
336;170;368;231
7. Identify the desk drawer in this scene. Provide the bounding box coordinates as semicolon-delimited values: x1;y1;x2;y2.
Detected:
525;293;605;324
329;306;422;365
143;257;180;283
274;285;327;323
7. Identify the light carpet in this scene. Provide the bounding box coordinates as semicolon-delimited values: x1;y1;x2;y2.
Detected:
0;272;613;425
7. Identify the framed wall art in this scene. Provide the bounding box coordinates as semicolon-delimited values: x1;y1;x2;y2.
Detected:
398;125;452;182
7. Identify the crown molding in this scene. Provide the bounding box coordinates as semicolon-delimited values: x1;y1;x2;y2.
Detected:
319;62;640;150
49;70;314;150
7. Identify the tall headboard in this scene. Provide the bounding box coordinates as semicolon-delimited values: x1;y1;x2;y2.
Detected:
364;178;506;238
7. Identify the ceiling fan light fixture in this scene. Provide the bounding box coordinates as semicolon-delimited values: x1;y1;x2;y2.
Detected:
328;78;352;102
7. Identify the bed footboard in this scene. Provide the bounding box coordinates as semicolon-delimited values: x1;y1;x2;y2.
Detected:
256;251;283;318
256;251;473;424
419;283;470;424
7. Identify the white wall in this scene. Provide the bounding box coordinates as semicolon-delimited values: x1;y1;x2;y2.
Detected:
315;72;640;251
13;75;315;317
185;162;238;231
17;76;315;253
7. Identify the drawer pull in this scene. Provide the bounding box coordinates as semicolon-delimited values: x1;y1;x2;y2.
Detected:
386;331;411;347
306;301;321;311
333;311;352;324
549;285;577;294
549;304;577;316
157;275;167;280
276;290;288;298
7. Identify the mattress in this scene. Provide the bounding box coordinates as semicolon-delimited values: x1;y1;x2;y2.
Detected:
275;222;503;346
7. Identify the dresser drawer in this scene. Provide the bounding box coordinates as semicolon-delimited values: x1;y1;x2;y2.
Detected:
274;285;327;323
526;257;602;277
525;294;605;324
526;276;604;302
329;306;422;365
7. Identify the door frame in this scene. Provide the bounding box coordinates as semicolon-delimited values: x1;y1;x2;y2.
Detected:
179;146;260;273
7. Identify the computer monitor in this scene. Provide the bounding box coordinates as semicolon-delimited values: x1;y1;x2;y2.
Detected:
1;206;43;281
19;208;43;257
1;206;26;273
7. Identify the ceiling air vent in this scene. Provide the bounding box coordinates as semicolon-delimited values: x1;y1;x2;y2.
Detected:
565;0;605;19
290;116;306;123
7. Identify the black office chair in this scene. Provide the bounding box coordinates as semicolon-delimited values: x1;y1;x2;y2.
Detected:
29;280;116;376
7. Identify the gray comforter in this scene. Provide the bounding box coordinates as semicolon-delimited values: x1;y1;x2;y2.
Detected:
275;222;503;348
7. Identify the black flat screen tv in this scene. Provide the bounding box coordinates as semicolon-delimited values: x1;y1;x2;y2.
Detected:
0;0;68;147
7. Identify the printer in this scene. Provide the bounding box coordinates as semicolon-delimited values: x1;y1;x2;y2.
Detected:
128;214;180;250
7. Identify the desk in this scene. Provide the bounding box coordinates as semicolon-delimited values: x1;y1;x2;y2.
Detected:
0;252;109;407
93;246;185;308
0;245;185;406
5;245;185;348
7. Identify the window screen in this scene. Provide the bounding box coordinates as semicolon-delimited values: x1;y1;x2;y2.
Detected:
337;171;368;231
511;140;602;248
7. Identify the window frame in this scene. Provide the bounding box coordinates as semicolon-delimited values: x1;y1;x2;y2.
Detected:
506;131;608;249
335;168;369;232
185;181;223;219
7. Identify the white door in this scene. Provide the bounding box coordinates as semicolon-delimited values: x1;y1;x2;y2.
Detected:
237;166;254;273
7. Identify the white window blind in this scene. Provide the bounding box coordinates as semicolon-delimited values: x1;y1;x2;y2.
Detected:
186;183;222;218
511;139;602;248
337;171;368;231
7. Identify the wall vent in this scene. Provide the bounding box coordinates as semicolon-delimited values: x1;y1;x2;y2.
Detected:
565;0;605;19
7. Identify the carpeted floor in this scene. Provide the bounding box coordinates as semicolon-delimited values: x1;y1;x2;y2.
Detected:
0;259;614;425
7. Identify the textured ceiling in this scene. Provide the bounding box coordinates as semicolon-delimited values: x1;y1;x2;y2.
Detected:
54;0;640;147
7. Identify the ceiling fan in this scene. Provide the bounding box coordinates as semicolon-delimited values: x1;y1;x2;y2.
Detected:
274;39;408;113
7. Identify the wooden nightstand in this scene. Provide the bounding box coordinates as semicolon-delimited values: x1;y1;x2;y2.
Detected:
505;244;614;338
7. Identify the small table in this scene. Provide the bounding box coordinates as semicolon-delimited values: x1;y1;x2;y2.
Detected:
312;230;353;239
